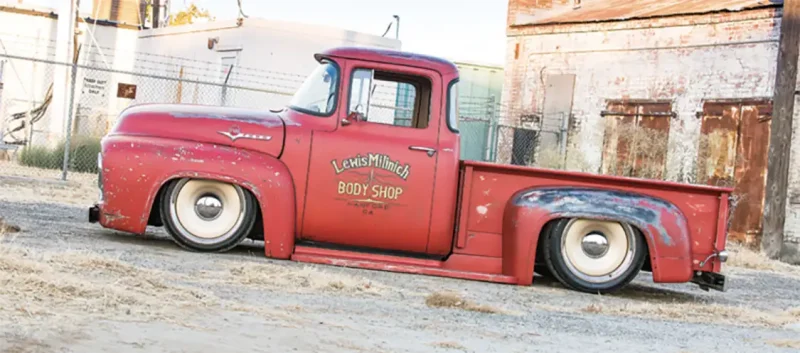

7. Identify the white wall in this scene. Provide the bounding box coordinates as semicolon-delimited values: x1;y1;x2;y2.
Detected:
133;18;402;111
0;8;404;144
0;4;139;145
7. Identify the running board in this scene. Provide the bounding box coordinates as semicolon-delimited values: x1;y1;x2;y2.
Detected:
292;246;517;284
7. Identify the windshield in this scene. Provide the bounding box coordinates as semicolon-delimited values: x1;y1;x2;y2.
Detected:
288;60;339;116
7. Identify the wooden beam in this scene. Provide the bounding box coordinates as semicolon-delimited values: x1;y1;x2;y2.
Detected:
763;0;800;259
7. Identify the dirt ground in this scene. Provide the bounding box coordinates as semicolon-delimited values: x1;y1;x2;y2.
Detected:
1;175;800;353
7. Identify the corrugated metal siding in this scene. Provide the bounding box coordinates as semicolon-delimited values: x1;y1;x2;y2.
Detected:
512;0;783;26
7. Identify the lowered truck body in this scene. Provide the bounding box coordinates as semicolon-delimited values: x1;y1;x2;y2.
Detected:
89;47;731;294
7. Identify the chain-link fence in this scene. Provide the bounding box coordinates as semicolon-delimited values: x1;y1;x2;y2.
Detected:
0;52;570;183
0;52;300;182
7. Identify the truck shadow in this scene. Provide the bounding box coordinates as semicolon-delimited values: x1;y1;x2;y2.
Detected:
533;274;713;304
96;228;269;257
96;229;719;305
609;283;714;304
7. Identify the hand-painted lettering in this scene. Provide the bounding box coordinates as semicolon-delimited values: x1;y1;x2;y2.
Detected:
338;181;370;196
331;153;411;180
371;185;403;200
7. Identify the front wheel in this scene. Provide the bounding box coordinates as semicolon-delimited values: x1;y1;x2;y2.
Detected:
160;178;257;252
542;218;646;294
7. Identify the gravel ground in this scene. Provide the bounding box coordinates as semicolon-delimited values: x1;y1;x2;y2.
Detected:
1;175;800;353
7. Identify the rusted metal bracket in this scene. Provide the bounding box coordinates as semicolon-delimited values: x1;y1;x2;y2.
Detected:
600;111;677;118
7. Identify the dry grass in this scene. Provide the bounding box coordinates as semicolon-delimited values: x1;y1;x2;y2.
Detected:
767;340;800;349
0;239;219;323
601;122;671;180
0;171;97;207
0;217;21;233
424;291;505;314
0;228;314;332
578;301;800;328
725;242;800;276
224;262;386;295
430;341;467;351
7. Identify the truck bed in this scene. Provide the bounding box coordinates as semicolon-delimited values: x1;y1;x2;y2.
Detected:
454;160;733;277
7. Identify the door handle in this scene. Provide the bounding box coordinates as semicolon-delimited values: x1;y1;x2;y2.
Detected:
409;146;436;157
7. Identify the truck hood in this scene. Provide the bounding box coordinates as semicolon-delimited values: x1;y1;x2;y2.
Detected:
110;103;286;158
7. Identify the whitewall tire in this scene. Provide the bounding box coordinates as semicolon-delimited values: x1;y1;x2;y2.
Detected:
542;218;646;294
160;178;257;252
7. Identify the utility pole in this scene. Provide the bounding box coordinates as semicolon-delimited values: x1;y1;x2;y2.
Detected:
762;0;800;259
153;0;161;28
50;0;78;146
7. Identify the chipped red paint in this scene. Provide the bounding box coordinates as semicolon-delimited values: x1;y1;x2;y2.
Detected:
98;134;296;259
292;246;517;284
458;161;731;285
91;46;733;292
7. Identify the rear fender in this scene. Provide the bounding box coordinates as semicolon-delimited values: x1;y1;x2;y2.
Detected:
100;136;296;259
502;187;692;285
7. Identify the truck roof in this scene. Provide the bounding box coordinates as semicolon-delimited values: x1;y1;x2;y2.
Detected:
315;46;460;76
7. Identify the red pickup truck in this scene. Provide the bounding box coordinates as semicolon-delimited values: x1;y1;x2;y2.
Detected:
89;46;732;294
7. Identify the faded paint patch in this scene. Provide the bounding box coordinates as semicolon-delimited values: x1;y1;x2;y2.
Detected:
514;187;690;247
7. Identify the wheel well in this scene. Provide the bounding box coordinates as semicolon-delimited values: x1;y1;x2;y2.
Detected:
533;217;652;273
146;177;265;241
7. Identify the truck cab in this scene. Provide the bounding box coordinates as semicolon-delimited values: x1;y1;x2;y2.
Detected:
90;47;731;294
279;47;463;256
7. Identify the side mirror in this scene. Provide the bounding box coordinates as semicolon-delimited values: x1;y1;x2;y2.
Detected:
342;111;365;126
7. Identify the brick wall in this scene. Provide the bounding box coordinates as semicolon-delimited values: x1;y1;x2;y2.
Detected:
784;62;800;262
503;6;800;263
91;0;142;26
502;8;781;181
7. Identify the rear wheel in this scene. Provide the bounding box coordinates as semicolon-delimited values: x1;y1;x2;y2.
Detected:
160;178;257;252
542;218;646;294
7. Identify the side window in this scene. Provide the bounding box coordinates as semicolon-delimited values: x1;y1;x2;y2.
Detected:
447;79;459;132
349;68;431;129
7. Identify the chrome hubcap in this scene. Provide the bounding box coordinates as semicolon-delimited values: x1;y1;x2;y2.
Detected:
194;194;223;221
581;232;609;259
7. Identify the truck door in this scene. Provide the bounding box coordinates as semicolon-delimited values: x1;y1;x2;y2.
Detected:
301;61;442;254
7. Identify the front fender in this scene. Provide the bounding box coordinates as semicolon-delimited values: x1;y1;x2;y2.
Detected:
98;135;296;259
501;187;692;285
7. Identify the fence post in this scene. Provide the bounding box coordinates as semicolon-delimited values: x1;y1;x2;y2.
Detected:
560;112;569;166
60;63;78;181
483;96;494;161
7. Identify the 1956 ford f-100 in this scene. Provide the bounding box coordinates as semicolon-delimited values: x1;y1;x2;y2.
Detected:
89;46;731;294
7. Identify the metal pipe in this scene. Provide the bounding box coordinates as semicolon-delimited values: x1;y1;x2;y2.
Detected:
61;64;77;181
393;15;400;39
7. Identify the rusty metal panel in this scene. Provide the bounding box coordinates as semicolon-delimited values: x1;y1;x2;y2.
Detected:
730;103;772;246
635;103;671;179
697;101;772;246
601;101;671;179
512;0;782;26
697;103;740;187
601;102;637;176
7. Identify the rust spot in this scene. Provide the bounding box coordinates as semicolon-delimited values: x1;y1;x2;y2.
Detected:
103;211;127;222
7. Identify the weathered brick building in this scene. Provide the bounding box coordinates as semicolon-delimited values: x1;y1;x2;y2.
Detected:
502;0;800;263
